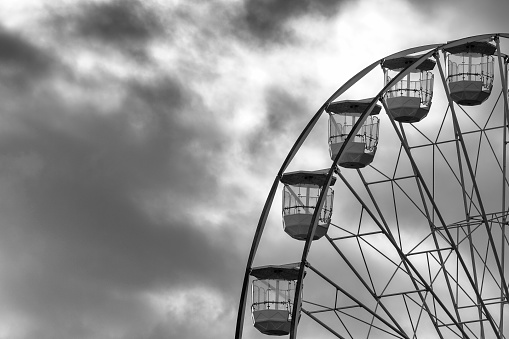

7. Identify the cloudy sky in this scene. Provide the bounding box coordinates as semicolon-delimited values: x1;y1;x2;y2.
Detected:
0;0;508;338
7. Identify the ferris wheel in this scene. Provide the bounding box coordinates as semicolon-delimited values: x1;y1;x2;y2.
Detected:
235;33;509;339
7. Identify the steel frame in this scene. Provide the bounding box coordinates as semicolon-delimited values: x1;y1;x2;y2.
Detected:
235;33;509;339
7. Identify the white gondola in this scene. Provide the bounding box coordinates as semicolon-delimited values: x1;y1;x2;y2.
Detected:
281;170;335;241
327;99;380;168
444;41;496;106
250;263;302;336
382;56;435;123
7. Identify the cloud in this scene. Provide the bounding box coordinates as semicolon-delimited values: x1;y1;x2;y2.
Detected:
247;85;309;159
404;0;509;37
237;0;352;46
48;0;164;62
75;0;162;42
144;287;236;339
0;76;240;337
0;15;239;332
0;27;56;89
3;0;508;338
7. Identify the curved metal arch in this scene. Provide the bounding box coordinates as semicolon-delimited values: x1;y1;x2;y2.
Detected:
235;50;425;339
234;61;379;339
235;33;509;339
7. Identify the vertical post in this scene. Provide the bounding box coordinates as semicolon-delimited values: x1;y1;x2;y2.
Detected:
495;36;509;336
469;54;472;81
306;186;310;211
251;282;254;310
421;71;426;103
495;36;509;129
407;73;411;96
275;280;279;310
352;114;355;137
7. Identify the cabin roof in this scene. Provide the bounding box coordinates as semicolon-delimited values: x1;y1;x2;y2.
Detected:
250;263;302;280
281;169;336;187
327;98;381;115
443;41;497;56
382;56;436;71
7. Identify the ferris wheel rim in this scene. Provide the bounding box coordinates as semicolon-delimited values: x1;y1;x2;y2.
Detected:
235;33;509;339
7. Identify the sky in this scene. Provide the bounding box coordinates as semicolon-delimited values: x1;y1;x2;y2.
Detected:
0;0;508;339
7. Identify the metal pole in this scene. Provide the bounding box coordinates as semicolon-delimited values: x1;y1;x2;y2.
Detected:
495;35;509;337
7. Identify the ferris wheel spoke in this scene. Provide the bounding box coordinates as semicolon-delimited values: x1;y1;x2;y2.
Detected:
347;169;471;338
324;233;417;334
301;308;350;339
378;93;505;338
436;55;509;312
329;171;455;338
304;262;410;339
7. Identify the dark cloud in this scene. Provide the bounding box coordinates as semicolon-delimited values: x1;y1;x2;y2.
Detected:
75;0;162;43
126;77;227;198
49;0;163;62
0;27;55;89
0;69;237;337
238;0;350;45
247;86;309;160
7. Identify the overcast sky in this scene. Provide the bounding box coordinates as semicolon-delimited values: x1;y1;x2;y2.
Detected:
0;1;508;339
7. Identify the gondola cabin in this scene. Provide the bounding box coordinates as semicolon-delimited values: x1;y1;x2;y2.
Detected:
444;41;496;106
327;99;380;168
382;56;435;123
251;263;302;336
281;170;335;241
